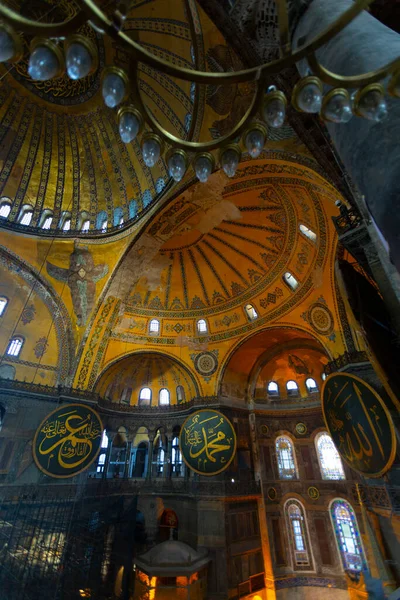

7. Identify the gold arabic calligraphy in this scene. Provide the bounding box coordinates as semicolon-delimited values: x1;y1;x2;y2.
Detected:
38;410;101;470
184;414;234;472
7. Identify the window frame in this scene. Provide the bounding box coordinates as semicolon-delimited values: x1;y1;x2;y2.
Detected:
284;499;314;570
0;198;11;219
275;435;298;480
244;303;258;321
149;319;160;335
197;318;208;335
267;381;279;397
305;377;318;393
330;499;366;573
6;336;24;357
299;223;317;243
18;205;33;226
315;432;345;481
139;387;152;406
286;380;299;396
283;271;299;291
176;385;185;404
159;388;170;406
0;296;8;317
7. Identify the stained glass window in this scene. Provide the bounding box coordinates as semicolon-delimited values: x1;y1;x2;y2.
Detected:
276;436;298;479
316;433;345;480
331;500;365;572
286;501;311;566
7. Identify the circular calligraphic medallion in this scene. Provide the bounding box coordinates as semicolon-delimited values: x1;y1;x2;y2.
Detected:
308;303;334;335
267;487;277;501
308;486;320;500
194;352;218;377
322;373;396;478
33;404;103;478
295;422;307;435
260;424;269;436
180;409;236;476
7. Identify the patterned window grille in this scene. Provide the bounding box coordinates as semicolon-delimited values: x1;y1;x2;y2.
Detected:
197;319;208;333
316;433;345;480
286;502;310;566
331;500;365;572
20;210;33;226
149;319;160;334
7;337;23;357
305;377;318;393
276;436;298;479
245;304;258;320
0;200;11;218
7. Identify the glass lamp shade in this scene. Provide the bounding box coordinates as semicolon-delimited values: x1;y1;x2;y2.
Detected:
0;28;15;62
102;70;126;108
263;92;286;128
293;77;323;114
66;42;92;80
220;147;240;178
245;127;266;158
118;110;141;143
142;136;161;167
194;154;213;183
167;151;187;182
28;44;61;81
355;85;388;122
322;89;353;123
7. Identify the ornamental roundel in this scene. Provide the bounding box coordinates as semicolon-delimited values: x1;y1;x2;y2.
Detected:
194;352;218;376
308;486;320;500
33;404;103;478
295;422;307;435
308;303;334;335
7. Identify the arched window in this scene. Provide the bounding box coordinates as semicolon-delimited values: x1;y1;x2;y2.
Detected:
267;381;279;397
0;297;8;316
276;436;298;479
197;319;208;334
129;199;138;219
321;372;327;381
139;387;151;406
113;207;124;227
286;380;299;396
283;271;299;291
172;436;182;475
59;212;71;231
41;213;53;229
120;387;132;405
316;433;345;480
149;319;160;334
286;500;312;567
81;219;90;232
18;206;33;226
245;303;258;321
331;500;365;572
101;219;108;232
155;436;165;475
305;377;318;393
176;385;185;404
0;198;11;218
96;430;109;474
6;336;24;357
159;388;170;406
96;211;108;232
299;224;317;242
78;211;90;232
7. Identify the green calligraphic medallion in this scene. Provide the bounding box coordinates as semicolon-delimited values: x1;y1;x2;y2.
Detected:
322;373;396;478
33;404;103;478
180;409;237;476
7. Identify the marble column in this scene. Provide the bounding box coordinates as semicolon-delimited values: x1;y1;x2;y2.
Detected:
293;0;400;268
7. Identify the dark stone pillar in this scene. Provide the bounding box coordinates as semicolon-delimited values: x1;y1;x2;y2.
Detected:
293;0;400;268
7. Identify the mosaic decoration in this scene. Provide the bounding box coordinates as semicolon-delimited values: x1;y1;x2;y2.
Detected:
214;313;240;328
21;303;36;325
302;298;334;337
295;422;307;435
307;486;320;500
259;287;283;308
33;404;103;478
47;246;108;327
192;351;218;380
180;409;236;475
322;373;396;477
34;337;49;359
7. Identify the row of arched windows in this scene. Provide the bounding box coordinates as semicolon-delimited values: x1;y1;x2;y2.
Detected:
276;433;345;480
285;498;365;572
0;299;24;357
267;378;319;397
105;385;186;406
148;318;208;336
